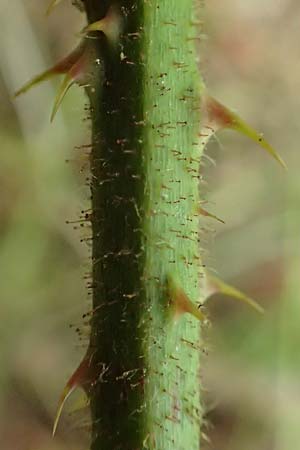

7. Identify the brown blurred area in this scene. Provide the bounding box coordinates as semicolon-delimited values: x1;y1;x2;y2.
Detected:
0;1;299;450
203;1;300;450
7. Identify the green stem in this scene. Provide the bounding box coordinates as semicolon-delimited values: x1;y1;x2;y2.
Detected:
84;1;205;449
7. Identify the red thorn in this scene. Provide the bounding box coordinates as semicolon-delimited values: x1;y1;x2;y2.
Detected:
167;275;205;322
52;41;87;75
15;40;101;121
203;95;234;128
52;350;93;436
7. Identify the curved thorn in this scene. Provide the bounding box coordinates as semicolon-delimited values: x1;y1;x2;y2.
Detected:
50;73;74;122
52;355;90;436
206;274;264;314
52;382;76;436
204;95;287;169
229;114;287;170
14;41;86;101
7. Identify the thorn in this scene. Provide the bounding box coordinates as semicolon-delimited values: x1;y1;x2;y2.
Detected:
14;69;57;98
203;95;287;169
197;206;225;224
52;382;76;437
167;275;205;322
14;41;86;99
81;6;123;45
14;41;101;122
52;353;90;436
205;273;264;314
50;73;74;122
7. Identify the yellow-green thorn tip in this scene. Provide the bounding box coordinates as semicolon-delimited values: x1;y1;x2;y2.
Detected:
167;275;205;322
14;69;57;98
206;273;264;314
229;113;287;170
204;95;287;169
52;382;76;436
46;0;63;16
50;73;74;122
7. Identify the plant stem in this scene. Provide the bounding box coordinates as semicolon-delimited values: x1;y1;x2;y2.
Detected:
84;1;205;449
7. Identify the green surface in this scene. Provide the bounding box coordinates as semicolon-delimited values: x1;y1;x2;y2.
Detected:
85;1;204;449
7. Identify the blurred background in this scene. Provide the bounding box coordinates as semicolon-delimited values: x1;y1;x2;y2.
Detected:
0;1;298;449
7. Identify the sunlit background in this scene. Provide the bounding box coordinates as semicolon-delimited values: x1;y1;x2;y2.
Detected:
0;1;299;449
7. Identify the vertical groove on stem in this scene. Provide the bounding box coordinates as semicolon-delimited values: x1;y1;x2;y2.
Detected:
84;1;205;449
